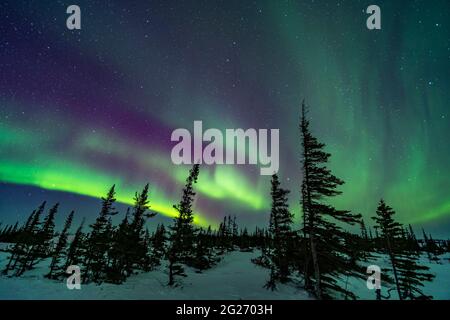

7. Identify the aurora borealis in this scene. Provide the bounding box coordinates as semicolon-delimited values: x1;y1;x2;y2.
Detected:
0;1;449;237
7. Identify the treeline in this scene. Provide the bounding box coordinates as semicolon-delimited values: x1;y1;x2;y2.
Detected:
0;102;448;299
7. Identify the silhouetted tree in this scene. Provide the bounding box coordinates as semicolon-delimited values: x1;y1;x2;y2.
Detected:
46;211;74;279
373;199;434;300
357;218;371;260
84;185;118;283
372;200;403;299
64;218;85;272
127;184;156;272
264;173;294;290
192;229;214;270
168;164;200;286
300;101;362;299
107;209;131;283
15;202;58;276
150;224;167;266
3;202;46;275
422;228;439;261
406;224;421;253
33;203;59;257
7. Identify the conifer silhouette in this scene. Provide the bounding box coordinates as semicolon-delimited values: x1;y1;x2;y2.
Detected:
168;164;200;286
3;202;46;275
46;211;74;279
373;199;434;300
300;101;362;299
264;173;294;290
64;218;85;272
84;185;118;283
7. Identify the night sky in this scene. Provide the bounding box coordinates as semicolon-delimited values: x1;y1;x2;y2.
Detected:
0;1;449;237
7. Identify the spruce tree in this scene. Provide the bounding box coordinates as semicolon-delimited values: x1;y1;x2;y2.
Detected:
64;218;85;272
239;227;251;251
150;224;167;266
406;224;421;253
396;250;435;299
372;199;434;300
2;202;46;275
360;218;368;240
127;184;156;272
168;164;200;286
357;218;371;260
232;216;238;242
13;202;50;276
84;185;118;283
372;200;404;299
300;101;362;299
107;209;131;283
192;229;214;270
142;228;152;271
33;203;59;259
3;211;32;274
218;216;231;252
264;174;294;290
422;228;439;261
46;211;74;279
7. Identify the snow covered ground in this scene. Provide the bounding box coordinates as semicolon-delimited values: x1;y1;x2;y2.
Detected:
0;248;312;300
343;253;450;300
0;244;448;300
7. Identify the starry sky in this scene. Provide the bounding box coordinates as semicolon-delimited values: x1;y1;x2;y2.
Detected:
0;0;449;237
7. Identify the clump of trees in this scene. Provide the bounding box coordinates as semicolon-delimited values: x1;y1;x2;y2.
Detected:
253;101;443;300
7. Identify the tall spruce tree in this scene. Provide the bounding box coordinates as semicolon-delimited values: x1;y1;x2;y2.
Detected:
300;101;362;299
372;200;404;299
64;218;85;272
127;184;156;272
46;211;74;279
34;203;59;257
107;209;131;283
84;185;118;283
168;164;200;286
264;173;294;290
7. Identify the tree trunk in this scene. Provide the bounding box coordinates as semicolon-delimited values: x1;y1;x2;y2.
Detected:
386;236;402;300
310;233;322;299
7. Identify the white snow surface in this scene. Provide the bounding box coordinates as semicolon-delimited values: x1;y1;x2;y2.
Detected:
0;245;448;300
0;248;312;300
